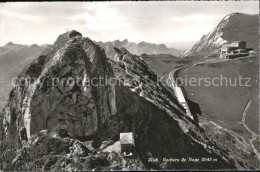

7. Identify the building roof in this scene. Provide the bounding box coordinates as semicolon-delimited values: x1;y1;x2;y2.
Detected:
120;132;134;145
224;41;245;44
222;41;246;46
232;41;245;43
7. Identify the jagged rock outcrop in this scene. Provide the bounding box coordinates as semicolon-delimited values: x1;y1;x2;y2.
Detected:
178;50;191;58
109;47;185;118
2;30;117;140
0;30;242;170
187;13;258;56
96;39;179;57
2;129;144;171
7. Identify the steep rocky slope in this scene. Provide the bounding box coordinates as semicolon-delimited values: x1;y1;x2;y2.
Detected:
187;13;258;56
0;30;254;170
96;39;179;57
178;50;191;58
108;48;260;169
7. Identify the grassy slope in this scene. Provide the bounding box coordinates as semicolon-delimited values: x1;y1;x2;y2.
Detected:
238;57;259;132
143;54;191;77
178;56;258;137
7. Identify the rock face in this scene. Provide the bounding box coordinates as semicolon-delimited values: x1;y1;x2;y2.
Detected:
178;50;191;58
96;39;179;57
0;30;244;170
2;30;117;140
187;13;258;56
108;47;185;119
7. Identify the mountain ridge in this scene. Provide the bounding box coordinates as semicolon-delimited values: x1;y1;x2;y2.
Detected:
96;39;179;57
183;13;258;57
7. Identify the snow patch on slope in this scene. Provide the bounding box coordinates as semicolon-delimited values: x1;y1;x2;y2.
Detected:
186;14;231;56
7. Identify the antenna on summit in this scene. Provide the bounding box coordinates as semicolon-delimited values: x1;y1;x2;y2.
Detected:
66;28;69;33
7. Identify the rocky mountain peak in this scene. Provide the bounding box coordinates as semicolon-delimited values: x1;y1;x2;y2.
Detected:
186;13;258;56
122;39;128;44
29;44;40;49
4;42;15;47
2;30;117;141
68;30;82;38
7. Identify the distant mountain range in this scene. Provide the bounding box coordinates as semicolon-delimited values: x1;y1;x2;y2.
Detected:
0;42;50;70
0;42;50;109
95;39;179;57
181;13;258;57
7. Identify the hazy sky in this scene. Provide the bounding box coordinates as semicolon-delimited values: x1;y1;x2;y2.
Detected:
0;1;258;48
